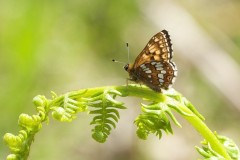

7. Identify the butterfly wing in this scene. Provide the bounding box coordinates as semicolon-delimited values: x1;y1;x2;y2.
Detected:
133;30;173;68
126;30;177;92
135;60;177;91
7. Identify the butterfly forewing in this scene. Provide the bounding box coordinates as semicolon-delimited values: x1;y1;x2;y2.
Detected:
125;30;177;92
133;30;173;68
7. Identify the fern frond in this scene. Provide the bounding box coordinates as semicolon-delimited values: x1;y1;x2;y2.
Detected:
51;90;89;122
89;88;126;143
135;102;181;140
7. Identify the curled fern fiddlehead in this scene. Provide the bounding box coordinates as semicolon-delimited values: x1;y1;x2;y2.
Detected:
51;90;89;122
135;102;181;140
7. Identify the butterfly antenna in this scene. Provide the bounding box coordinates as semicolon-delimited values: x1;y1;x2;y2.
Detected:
126;42;130;63
112;59;125;64
112;42;130;65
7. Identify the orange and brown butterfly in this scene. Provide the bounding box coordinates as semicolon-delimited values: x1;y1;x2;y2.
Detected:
115;30;177;92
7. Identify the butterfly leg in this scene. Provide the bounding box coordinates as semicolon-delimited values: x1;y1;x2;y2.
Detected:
126;78;129;86
126;78;133;86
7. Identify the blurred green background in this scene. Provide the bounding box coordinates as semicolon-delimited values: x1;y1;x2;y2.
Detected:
1;0;240;159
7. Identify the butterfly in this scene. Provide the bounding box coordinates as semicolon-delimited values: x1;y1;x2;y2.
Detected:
124;30;177;92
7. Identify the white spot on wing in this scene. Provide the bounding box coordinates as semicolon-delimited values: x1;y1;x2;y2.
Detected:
156;67;163;70
159;79;164;83
158;74;163;79
155;63;163;67
151;61;156;65
145;70;152;73
174;71;178;76
143;68;149;71
171;77;176;83
140;64;146;69
161;70;167;74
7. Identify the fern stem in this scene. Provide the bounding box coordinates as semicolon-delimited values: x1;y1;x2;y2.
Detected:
178;105;232;160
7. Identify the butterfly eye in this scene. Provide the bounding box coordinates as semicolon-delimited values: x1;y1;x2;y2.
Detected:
124;64;129;71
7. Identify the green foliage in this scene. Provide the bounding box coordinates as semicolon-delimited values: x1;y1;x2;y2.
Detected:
3;85;239;160
135;102;181;140
133;88;205;141
88;89;126;143
196;132;240;160
51;90;89;122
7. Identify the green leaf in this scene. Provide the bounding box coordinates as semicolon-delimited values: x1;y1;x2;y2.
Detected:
196;132;240;159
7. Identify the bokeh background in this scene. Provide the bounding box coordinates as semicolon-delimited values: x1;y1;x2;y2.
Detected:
1;0;240;159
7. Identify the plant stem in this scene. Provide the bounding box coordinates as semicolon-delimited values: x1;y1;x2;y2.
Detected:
179;106;231;159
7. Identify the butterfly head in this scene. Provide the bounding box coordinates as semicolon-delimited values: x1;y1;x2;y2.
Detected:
124;64;129;71
123;63;133;72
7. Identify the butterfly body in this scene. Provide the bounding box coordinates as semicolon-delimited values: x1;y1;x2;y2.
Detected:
124;30;177;92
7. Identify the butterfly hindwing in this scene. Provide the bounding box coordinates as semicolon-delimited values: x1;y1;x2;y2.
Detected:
135;60;177;91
